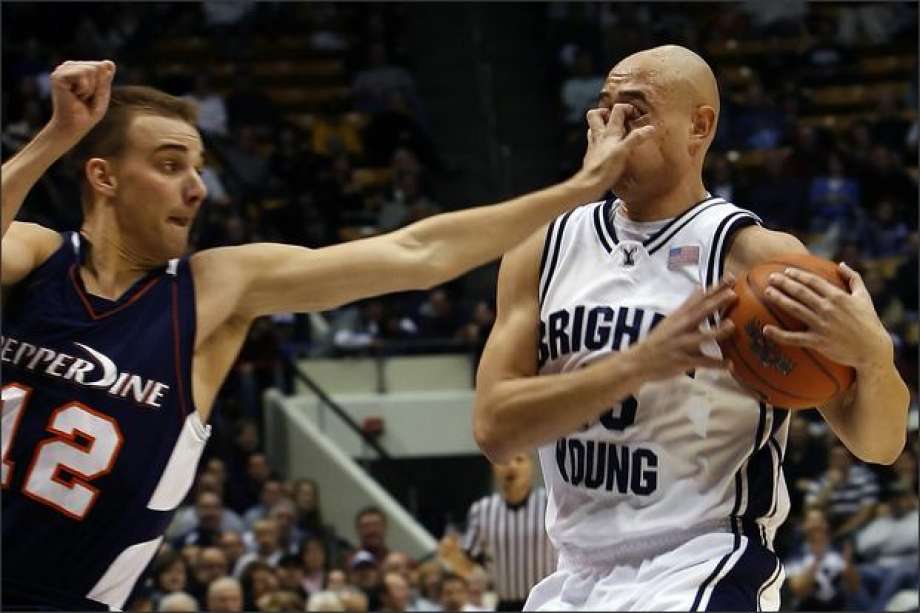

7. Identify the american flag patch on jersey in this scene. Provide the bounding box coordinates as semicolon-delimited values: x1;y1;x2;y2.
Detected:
667;245;700;269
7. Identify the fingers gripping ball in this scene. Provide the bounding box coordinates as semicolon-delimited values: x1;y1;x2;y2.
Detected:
719;253;855;409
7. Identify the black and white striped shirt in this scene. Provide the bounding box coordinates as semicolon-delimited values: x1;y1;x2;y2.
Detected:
805;463;880;523
462;487;557;601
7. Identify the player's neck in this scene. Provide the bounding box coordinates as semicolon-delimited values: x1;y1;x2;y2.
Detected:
79;217;155;301
620;179;709;222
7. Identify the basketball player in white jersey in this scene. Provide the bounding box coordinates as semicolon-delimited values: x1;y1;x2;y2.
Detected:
473;45;908;611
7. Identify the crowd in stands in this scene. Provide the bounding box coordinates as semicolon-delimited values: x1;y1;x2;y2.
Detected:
3;2;918;611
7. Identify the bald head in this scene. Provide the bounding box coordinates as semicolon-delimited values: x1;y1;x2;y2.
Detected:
609;45;719;119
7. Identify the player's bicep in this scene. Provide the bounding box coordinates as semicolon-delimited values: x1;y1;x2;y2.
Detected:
475;228;545;393
723;225;809;280
1;222;61;287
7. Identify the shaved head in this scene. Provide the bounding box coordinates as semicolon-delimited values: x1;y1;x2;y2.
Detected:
609;45;719;120
598;45;721;209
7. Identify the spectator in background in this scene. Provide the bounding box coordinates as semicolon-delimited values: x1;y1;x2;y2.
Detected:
854;479;919;611
275;553;309;601
307;590;345;612
175;491;241;549
860;199;911;259
806;152;864;256
239;560;280;611
805;443;881;539
299;536;329;595
257;590;306;612
187;546;229;605
416;289;464;343
243;478;286;528
268;498;305;554
804;16;848;83
157;591;199;612
235;518;284;576
785;508;866;611
151;551;189;602
363;91;441;170
229;452;277;514
460;300;496;367
206;576;244;613
217;529;246;573
311;98;364;158
466;564;496;611
440;573;472;613
352;42;420;117
355;506;391;562
339;586;371;613
184;73;228;137
349;550;383;610
415;561;443;611
733;79;787;150
378;158;440;233
380;571;412;613
326;568;349;592
741;149;807;234
560;48;605;127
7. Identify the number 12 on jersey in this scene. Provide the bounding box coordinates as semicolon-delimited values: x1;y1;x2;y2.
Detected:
2;383;124;520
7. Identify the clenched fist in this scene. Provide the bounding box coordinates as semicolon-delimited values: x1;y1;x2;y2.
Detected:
48;60;116;142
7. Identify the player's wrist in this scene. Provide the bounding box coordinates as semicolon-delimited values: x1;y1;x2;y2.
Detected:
566;169;609;203
30;121;83;158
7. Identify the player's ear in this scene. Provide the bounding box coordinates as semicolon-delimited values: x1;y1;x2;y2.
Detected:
85;158;118;198
689;105;716;153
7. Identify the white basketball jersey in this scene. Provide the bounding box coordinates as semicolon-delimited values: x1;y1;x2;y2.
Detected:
536;195;790;557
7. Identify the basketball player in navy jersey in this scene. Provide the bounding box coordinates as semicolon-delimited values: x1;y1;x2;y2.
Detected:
474;45;908;611
0;60;657;610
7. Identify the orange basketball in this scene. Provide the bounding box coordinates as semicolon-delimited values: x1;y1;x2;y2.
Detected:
719;253;855;409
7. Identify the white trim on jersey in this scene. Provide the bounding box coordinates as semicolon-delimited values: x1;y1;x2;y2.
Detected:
87;535;164;610
166;259;179;276
147;412;210;511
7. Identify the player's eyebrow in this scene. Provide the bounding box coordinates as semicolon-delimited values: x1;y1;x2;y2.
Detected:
152;143;206;167
598;88;651;108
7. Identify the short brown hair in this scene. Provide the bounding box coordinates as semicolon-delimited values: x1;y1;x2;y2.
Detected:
71;85;198;203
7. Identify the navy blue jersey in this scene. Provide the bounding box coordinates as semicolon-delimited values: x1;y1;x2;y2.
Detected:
1;232;210;610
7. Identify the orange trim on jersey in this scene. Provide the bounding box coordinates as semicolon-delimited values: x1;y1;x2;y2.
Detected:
2;383;33;489
69;264;161;321
21;401;124;521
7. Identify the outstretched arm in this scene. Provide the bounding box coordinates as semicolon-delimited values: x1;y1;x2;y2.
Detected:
199;104;658;318
724;226;908;465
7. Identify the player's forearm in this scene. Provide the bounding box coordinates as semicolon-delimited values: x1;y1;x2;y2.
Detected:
401;173;599;288
830;354;908;465
1;123;75;237
474;348;646;464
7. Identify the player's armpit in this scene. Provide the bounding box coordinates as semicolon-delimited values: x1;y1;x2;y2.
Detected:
1;222;62;287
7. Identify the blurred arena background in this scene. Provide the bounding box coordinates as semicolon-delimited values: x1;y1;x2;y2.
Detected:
3;2;918;611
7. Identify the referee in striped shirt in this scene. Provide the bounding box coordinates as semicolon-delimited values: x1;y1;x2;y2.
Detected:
461;453;556;611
